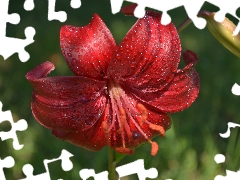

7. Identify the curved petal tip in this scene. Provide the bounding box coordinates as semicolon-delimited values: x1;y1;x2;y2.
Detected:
26;61;55;81
121;4;137;16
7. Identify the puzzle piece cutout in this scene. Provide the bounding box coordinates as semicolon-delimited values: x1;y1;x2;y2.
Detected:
0;0;82;62
214;124;240;179
110;0;240;34
48;0;81;22
116;159;158;180
0;101;28;150
24;0;82;22
232;83;240;96
0;156;15;180
79;159;157;180
219;122;240;138
20;149;73;180
0;0;35;62
79;169;108;180
24;0;35;11
214;154;240;180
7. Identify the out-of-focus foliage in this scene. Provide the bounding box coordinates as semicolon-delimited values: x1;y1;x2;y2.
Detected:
0;1;239;179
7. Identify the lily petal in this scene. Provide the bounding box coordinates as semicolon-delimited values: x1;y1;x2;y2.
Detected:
60;14;117;80
26;62;107;132
131;50;200;113
52;105;109;151
108;11;181;92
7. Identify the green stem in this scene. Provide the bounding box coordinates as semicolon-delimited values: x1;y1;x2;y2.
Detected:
177;18;193;33
108;147;117;180
177;10;211;33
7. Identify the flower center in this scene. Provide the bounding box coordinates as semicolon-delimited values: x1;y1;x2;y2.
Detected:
102;80;165;156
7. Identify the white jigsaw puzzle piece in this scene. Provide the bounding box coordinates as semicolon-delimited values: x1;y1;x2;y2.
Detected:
0;0;83;62
207;0;240;35
79;169;108;180
79;159;157;180
0;101;28;150
110;0;240;33
214;125;240;179
70;0;81;9
48;0;67;22
214;154;226;164
219;122;240;138
215;170;240;180
0;0;35;62
24;0;35;11
110;0;206;28
116;159;158;180
0;156;15;180
48;0;81;22
231;83;240;96
20;149;73;180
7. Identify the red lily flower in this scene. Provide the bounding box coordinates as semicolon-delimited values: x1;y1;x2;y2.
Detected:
26;10;199;156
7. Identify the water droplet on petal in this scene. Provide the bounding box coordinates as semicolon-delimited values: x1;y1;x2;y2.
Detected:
72;58;77;66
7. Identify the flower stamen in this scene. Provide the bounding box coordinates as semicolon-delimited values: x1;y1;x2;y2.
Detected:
150;141;159;156
137;103;165;136
107;81;164;156
102;121;111;144
137;103;148;125
148;123;165;137
119;108;126;132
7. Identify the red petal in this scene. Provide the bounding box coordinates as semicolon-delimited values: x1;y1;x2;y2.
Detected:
26;62;107;132
108;11;181;92
52;105;109;151
60;14;117;80
131;51;200;113
121;4;138;15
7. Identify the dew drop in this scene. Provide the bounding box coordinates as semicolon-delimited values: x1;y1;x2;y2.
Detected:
116;54;120;59
132;131;142;140
72;58;77;66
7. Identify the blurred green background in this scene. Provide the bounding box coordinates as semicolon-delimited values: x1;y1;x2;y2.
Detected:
0;1;240;179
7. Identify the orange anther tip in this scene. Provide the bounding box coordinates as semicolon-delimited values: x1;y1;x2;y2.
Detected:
137;103;144;109
137;103;148;125
120;108;126;115
151;142;159;156
149;124;165;137
102;121;108;129
116;147;134;155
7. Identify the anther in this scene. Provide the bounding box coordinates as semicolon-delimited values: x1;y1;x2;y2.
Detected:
137;103;148;125
117;107;133;146
116;147;134;154
102;121;108;133
119;108;126;131
102;121;111;144
149;123;165;137
150;141;159;156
